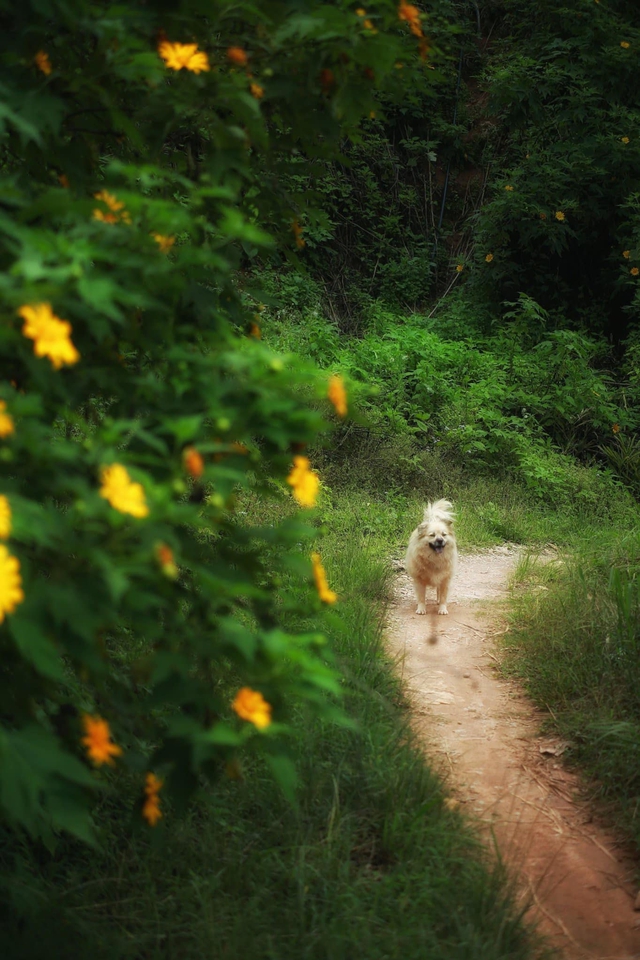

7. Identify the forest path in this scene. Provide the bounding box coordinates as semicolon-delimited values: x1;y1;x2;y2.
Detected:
387;548;640;960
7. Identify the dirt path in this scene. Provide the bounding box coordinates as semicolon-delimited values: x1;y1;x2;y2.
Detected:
387;547;640;960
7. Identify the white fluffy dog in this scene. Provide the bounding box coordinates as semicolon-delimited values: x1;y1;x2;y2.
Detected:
405;499;457;615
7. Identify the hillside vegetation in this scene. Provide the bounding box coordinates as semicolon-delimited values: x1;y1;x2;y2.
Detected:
2;0;640;957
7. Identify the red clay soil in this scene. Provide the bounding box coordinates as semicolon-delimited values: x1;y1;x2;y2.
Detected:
387;548;640;960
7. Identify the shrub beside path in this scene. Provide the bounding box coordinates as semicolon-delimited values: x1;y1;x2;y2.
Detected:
387;548;640;960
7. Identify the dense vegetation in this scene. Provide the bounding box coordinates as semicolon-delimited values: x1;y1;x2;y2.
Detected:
2;0;640;956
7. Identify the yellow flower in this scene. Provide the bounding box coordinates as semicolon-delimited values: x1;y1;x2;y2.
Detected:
620;41;630;49
152;232;175;253
311;552;337;604
232;687;272;729
183;446;204;478
455;263;464;273
99;464;149;518
155;543;178;579
227;46;248;66
398;2;424;38
142;773;163;826
504;184;514;191
0;544;23;622
286;456;320;507
0;496;11;539
0;401;14;439
158;40;210;74
621;136;630;144
555;210;566;221
250;82;264;99
623;250;631;258
292;220;305;249
485;253;494;262
631;267;640;276
612;423;620;433
18;303;80;369
93;189;131;224
328;374;348;417
81;715;123;766
356;7;367;15
34;50;52;75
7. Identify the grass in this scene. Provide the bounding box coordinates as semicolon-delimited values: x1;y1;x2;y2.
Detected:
503;524;640;853
0;482;548;960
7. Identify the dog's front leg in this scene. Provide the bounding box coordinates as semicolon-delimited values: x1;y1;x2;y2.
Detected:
436;577;451;615
412;578;427;615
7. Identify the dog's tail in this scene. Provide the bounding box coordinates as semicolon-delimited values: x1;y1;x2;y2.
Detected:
423;499;455;525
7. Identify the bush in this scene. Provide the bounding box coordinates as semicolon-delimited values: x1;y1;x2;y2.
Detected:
0;1;443;846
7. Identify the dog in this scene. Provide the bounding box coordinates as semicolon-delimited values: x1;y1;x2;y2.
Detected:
405;499;457;615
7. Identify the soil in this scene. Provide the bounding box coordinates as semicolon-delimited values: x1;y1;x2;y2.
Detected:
387;547;640;960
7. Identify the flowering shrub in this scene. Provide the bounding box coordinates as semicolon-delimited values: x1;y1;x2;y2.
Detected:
0;0;439;843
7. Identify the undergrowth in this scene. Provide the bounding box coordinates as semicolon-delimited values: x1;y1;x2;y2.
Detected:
0;487;547;960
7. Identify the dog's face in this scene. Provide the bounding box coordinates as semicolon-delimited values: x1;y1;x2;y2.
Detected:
417;520;453;554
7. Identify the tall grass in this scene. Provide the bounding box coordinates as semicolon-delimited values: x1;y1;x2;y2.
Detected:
0;488;546;960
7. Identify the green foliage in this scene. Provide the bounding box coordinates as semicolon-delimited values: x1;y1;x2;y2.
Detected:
259;285;633;501
0;1;445;846
0;486;546;960
469;0;640;337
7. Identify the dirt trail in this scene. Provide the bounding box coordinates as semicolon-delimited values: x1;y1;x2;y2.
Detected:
387;547;640;960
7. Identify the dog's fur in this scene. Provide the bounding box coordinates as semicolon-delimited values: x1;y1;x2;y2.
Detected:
405;499;457;615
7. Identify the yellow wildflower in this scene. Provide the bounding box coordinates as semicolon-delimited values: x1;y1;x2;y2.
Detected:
18;302;80;370
287;456;320;507
504;184;514;191
158;40;210;74
485;253;494;263
183;446;204;478
99;464;149;518
232;687;272;729
152;233;175;253
612;423;620;433
555;210;566;221
623;250;630;258
398;2;423;38
0;401;14;438
292;220;305;249
250;82;264;99
155;543;178;580
620;41;630;49
0;545;23;623
93;189;131;224
621;136;630;144
142;773;163;826
0;496;11;539
227;47;248;66
34;50;52;75
356;7;367;15
81;715;123;766
455;264;464;273
631;267;640;276
311;552;338;604
328;374;348;417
